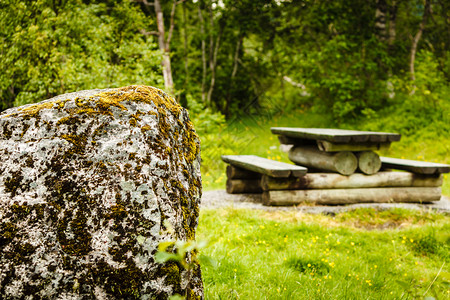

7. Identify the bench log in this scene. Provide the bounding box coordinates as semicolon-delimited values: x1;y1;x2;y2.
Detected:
288;146;357;175
356;151;381;175
226;179;262;194
226;165;261;180
263;187;442;206
260;172;443;191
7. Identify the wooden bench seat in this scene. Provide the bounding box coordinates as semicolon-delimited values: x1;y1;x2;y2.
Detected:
381;157;450;174
221;155;307;178
271;127;401;143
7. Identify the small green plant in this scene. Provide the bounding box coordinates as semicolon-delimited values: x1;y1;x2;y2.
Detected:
155;221;215;300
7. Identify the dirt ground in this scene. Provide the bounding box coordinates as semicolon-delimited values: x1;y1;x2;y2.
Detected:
200;190;450;214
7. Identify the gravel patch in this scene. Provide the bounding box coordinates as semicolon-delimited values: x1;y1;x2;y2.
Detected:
200;190;450;214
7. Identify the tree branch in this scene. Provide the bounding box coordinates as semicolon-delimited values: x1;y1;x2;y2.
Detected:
166;0;179;50
140;29;160;36
131;0;154;6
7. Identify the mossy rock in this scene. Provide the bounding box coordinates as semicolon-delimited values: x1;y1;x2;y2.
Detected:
0;86;203;299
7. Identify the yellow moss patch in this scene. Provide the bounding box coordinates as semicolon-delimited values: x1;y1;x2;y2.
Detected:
94;86;181;117
14;100;67;118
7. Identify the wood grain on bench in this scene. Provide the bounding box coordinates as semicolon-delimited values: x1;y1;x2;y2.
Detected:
271;127;401;143
381;157;450;174
221;155;307;178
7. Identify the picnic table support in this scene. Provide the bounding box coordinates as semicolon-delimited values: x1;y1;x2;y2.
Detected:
316;140;391;152
226;179;262;194
260;172;443;191
288;146;358;175
226;165;261;180
356;151;381;175
263;187;442;206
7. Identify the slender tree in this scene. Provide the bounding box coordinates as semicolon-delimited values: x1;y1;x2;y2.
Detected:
138;0;184;95
410;0;431;81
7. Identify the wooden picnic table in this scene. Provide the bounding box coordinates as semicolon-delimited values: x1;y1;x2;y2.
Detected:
271;127;449;175
222;127;448;205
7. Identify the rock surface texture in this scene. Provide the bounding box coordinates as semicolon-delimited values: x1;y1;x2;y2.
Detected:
0;86;203;299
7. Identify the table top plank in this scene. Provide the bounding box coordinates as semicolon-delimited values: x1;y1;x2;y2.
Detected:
271;127;401;143
222;155;307;178
381;157;450;174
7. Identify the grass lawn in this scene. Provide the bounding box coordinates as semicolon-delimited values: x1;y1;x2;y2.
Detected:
197;208;450;299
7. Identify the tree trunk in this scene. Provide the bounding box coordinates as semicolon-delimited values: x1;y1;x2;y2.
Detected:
225;34;243;117
388;0;398;46
375;0;388;41
198;3;207;102
182;1;189;88
410;0;431;81
154;0;175;94
206;19;222;106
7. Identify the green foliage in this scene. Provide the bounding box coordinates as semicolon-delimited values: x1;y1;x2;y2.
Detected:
2;0;449;124
0;0;162;109
156;239;207;270
297;36;389;121
155;219;211;270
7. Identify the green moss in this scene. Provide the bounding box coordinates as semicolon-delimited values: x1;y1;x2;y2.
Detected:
159;262;182;294
187;261;203;300
141;125;151;133
9;202;31;219
56;116;80;126
19;101;58;118
4;242;37;263
0;222;17;249
57;208;92;256
4;171;24;197
2;124;12;139
181;129;199;164
61;134;88;155
20;123;30;138
91;259;144;299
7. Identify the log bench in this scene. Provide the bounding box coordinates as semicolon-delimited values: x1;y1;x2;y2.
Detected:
221;155;307;178
221;155;307;194
380;157;450;174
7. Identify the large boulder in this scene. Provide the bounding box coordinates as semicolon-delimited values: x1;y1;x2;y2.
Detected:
0;86;203;299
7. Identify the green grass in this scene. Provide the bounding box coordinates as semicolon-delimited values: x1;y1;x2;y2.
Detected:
197;208;450;299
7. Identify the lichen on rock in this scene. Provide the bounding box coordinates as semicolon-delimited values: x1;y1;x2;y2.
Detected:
0;85;203;299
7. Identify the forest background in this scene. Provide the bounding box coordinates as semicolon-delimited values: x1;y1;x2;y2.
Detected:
1;0;449;194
